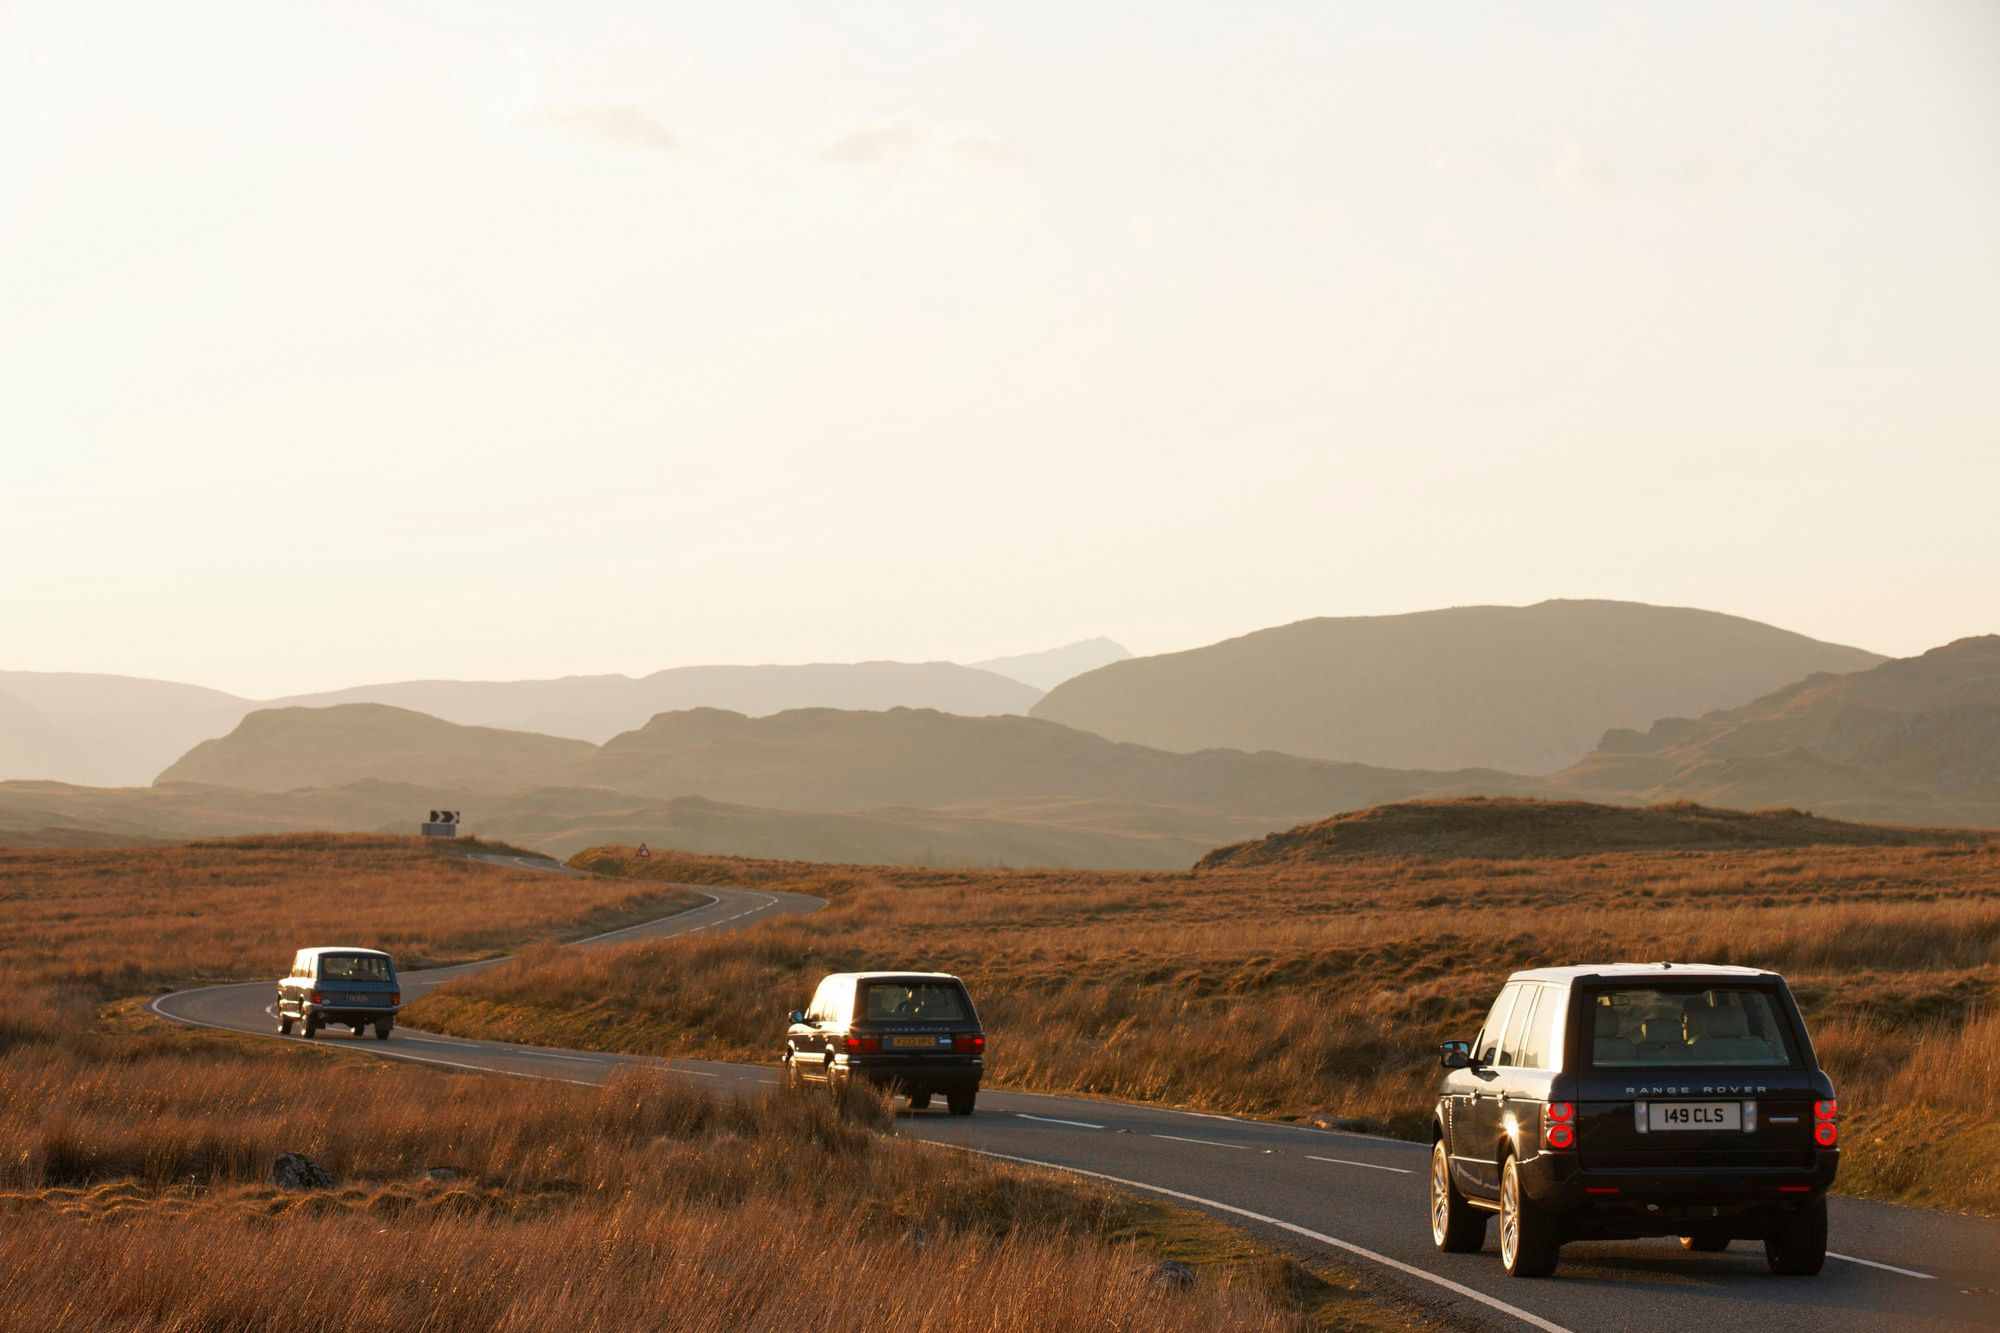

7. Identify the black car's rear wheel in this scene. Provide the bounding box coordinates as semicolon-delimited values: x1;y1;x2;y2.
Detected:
1680;1231;1731;1252
373;1022;392;1040
946;1089;976;1116
1764;1199;1827;1275
1430;1140;1488;1253
907;1091;932;1111
1498;1155;1560;1278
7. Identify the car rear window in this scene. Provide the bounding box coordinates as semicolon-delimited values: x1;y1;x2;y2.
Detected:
320;954;392;982
859;982;970;1023
1584;985;1800;1069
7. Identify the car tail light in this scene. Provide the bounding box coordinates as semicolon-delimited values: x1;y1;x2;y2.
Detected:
953;1034;986;1054
390;992;401;1006
1584;1187;1620;1195
1543;1101;1576;1151
309;991;323;1005
843;1034;879;1055
1813;1099;1838;1147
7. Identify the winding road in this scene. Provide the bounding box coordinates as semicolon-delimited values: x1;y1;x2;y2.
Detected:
153;863;2000;1332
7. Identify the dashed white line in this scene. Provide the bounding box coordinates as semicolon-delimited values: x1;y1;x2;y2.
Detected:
1828;1252;1936;1280
1150;1132;1250;1151
953;1146;1572;1333
1016;1112;1106;1130
1306;1155;1412;1175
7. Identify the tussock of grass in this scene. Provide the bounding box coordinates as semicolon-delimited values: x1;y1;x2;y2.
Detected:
414;841;2000;1215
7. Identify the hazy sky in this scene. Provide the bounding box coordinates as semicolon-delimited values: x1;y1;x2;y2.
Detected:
4;2;1996;696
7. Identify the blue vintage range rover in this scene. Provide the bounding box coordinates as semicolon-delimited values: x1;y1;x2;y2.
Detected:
277;946;401;1040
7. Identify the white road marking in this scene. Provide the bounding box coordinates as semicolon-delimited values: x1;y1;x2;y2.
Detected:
954;1147;1572;1333
1016;1113;1106;1130
1828;1252;1936;1280
1307;1155;1412;1175
1150;1132;1250;1151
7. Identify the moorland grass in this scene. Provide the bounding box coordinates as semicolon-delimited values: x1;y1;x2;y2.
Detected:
1;834;1399;1332
409;841;2000;1215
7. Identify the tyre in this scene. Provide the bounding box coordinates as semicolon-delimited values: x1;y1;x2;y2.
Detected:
351;1023;365;1036
1430;1140;1488;1253
1764;1199;1827;1276
1498;1155;1560;1278
946;1089;976;1117
374;1022;392;1040
1680;1231;1731;1253
780;1056;801;1092
907;1091;933;1111
301;1016;319;1040
277;1016;294;1035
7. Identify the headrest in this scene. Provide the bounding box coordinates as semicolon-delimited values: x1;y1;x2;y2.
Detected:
1594;1007;1623;1038
1700;1007;1751;1039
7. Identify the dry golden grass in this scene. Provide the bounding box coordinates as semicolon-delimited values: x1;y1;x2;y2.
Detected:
413;841;2000;1215
3;834;1408;1332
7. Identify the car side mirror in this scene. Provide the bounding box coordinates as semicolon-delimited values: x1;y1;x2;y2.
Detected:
788;1011;806;1025
1440;1040;1473;1070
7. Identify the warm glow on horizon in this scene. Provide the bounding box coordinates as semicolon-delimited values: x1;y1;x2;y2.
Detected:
3;1;1996;696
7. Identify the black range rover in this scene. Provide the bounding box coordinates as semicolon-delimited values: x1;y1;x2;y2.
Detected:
784;971;985;1115
1431;963;1838;1278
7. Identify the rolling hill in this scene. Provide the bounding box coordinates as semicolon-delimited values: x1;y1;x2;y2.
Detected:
1031;600;1884;774
160;705;598;792
1549;635;2000;826
1196;796;1984;867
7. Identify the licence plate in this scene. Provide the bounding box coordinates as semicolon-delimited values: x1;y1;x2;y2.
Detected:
891;1035;944;1049
1647;1101;1742;1132
338;993;376;1006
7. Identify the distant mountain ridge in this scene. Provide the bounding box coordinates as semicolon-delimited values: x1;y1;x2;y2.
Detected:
971;637;1131;690
271;661;1043;743
0;672;257;788
1547;635;2000;826
1032;600;1884;774
1;646;1102;785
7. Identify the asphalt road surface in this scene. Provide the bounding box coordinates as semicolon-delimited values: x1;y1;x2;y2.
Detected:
154;866;2000;1333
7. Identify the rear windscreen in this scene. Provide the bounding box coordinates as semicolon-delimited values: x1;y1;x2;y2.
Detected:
860;982;970;1023
319;954;391;982
1585;985;1799;1069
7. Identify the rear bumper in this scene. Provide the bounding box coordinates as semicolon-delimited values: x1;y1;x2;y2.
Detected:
306;1005;397;1022
840;1056;982;1094
1521;1150;1838;1237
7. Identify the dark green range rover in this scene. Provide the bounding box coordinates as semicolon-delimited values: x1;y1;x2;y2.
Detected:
1431;963;1838;1278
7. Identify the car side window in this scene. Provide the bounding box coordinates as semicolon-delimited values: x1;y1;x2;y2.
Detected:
1500;986;1540;1067
832;984;855;1026
1473;985;1519;1066
805;980;831;1022
1521;985;1566;1070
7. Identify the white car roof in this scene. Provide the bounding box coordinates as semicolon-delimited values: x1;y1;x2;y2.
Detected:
295;946;393;960
1508;962;1777;984
822;971;962;984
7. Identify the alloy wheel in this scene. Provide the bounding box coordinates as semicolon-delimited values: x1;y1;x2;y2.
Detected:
1499;1161;1520;1270
1430;1145;1451;1244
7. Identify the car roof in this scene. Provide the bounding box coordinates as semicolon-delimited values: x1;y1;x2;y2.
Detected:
1507;962;1779;984
821;971;963;984
295;946;393;960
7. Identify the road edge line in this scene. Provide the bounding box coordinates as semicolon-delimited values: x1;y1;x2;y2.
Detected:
945;1145;1573;1333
